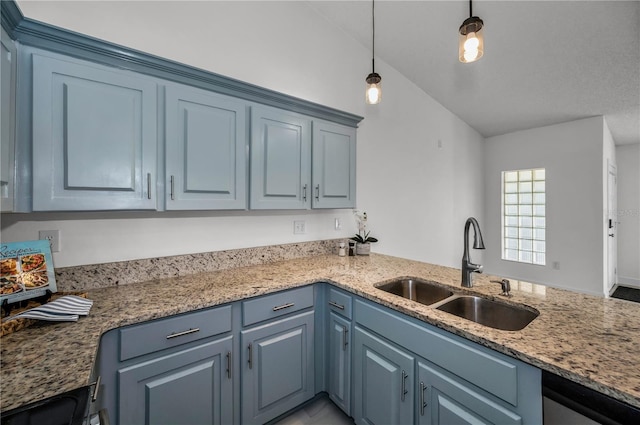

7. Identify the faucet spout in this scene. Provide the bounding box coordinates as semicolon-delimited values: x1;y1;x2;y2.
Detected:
462;217;485;287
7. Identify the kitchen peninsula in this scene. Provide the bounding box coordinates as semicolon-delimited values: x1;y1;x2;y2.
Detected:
1;249;639;418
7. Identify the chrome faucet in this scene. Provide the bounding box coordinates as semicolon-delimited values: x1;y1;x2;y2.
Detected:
462;217;485;287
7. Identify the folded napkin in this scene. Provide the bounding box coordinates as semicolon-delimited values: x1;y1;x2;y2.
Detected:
8;295;93;322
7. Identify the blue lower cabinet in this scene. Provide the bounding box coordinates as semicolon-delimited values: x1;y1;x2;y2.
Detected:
241;311;315;425
117;336;233;425
328;311;351;415
417;360;522;425
353;326;415;425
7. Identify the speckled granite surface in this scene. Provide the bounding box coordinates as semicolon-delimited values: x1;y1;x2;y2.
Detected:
2;253;640;413
53;239;340;291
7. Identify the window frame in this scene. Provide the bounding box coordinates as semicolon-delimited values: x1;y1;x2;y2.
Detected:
501;168;546;265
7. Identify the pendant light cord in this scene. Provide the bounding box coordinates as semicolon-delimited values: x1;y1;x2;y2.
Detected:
372;0;376;73
469;0;473;18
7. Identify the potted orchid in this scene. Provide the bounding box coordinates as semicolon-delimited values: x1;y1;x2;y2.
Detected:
350;210;378;255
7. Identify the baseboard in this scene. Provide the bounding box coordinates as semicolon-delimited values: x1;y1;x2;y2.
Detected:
618;276;640;289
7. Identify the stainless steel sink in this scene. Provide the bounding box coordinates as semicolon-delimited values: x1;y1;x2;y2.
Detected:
435;295;539;331
376;278;454;306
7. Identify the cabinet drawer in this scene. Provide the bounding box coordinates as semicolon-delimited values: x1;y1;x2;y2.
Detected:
119;305;232;361
242;286;314;327
327;287;352;319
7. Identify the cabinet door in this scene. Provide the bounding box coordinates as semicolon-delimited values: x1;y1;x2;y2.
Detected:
118;336;233;425
165;85;247;210
250;106;311;209
241;311;315;424
32;53;157;210
328;311;351;415
353;326;414;425
312;121;356;209
417;360;522;425
1;30;16;212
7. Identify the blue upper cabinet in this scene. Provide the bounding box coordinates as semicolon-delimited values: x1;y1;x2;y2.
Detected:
250;107;357;210
165;84;247;210
31;53;157;211
4;6;363;212
1;29;16;212
250;106;311;210
312;120;356;209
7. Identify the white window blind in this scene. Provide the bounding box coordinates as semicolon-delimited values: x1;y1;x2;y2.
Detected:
502;168;546;265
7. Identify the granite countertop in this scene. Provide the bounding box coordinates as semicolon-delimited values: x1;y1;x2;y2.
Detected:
2;253;640;412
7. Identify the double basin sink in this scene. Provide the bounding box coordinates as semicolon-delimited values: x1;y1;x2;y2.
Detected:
376;278;538;331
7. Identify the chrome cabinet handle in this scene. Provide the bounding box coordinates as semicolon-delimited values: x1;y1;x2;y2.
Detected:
147;173;152;199
328;300;345;310
166;328;200;339
272;302;294;312
170;175;175;200
342;325;349;351
420;381;427;415
302;184;307;201
226;352;232;379
91;375;101;402
401;370;408;401
315;184;320;201
98;409;111;425
248;343;253;369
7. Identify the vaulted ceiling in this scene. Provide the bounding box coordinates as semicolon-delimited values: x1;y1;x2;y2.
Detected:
308;0;640;145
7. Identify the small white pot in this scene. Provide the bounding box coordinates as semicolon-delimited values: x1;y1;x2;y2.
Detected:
356;243;371;255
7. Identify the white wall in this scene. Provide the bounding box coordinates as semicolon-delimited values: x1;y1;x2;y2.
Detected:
355;59;485;269
616;144;640;287
2;1;484;268
483;117;606;295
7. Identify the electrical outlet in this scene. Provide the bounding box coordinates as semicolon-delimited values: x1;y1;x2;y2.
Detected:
39;230;61;252
293;220;306;234
334;218;342;231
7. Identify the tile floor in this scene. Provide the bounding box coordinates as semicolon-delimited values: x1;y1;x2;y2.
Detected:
272;395;354;425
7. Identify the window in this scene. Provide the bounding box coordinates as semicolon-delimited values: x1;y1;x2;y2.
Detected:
502;168;546;265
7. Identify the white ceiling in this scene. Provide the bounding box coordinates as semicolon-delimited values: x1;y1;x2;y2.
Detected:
307;0;640;145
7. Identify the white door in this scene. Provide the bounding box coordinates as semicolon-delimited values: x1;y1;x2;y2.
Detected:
607;161;618;295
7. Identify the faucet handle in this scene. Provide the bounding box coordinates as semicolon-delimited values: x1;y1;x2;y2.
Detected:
469;263;483;274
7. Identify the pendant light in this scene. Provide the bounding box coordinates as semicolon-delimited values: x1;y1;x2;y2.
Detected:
365;0;381;104
458;0;484;63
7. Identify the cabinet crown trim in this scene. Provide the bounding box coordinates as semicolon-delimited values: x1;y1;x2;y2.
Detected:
1;0;363;128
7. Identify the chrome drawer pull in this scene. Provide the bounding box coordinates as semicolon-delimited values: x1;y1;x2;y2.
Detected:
401;370;408;401
147;173;152;199
91;375;101;402
342;325;349;351
315;184;320;201
420;381;427;415
272;302;295;312
302;184;307;202
248;343;253;369
170;175;175;200
166;328;200;339
328;300;345;310
226;352;232;379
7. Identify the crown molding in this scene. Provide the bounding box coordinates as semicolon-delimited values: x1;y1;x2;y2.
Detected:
0;0;362;127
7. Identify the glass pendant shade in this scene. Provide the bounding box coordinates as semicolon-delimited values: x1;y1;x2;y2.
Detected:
365;72;382;104
459;16;484;63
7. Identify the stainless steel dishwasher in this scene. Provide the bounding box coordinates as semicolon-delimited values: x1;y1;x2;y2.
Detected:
542;371;640;424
